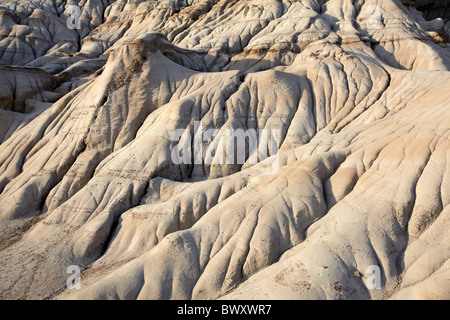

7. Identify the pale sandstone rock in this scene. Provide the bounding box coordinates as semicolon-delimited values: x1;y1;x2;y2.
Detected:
0;0;448;300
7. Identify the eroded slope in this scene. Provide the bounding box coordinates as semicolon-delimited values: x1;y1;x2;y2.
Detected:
0;0;449;300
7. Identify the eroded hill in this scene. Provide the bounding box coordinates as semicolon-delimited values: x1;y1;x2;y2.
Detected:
0;0;449;300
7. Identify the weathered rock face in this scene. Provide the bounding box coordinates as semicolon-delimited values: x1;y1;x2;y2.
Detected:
0;0;449;300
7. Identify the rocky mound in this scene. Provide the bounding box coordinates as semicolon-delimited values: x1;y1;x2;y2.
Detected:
0;0;449;300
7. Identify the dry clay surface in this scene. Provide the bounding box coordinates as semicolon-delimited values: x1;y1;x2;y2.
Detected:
0;0;449;300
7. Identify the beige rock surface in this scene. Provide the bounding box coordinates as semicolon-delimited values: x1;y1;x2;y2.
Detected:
0;0;449;300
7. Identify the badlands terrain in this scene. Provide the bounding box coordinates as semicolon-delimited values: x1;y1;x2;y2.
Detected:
0;0;449;300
